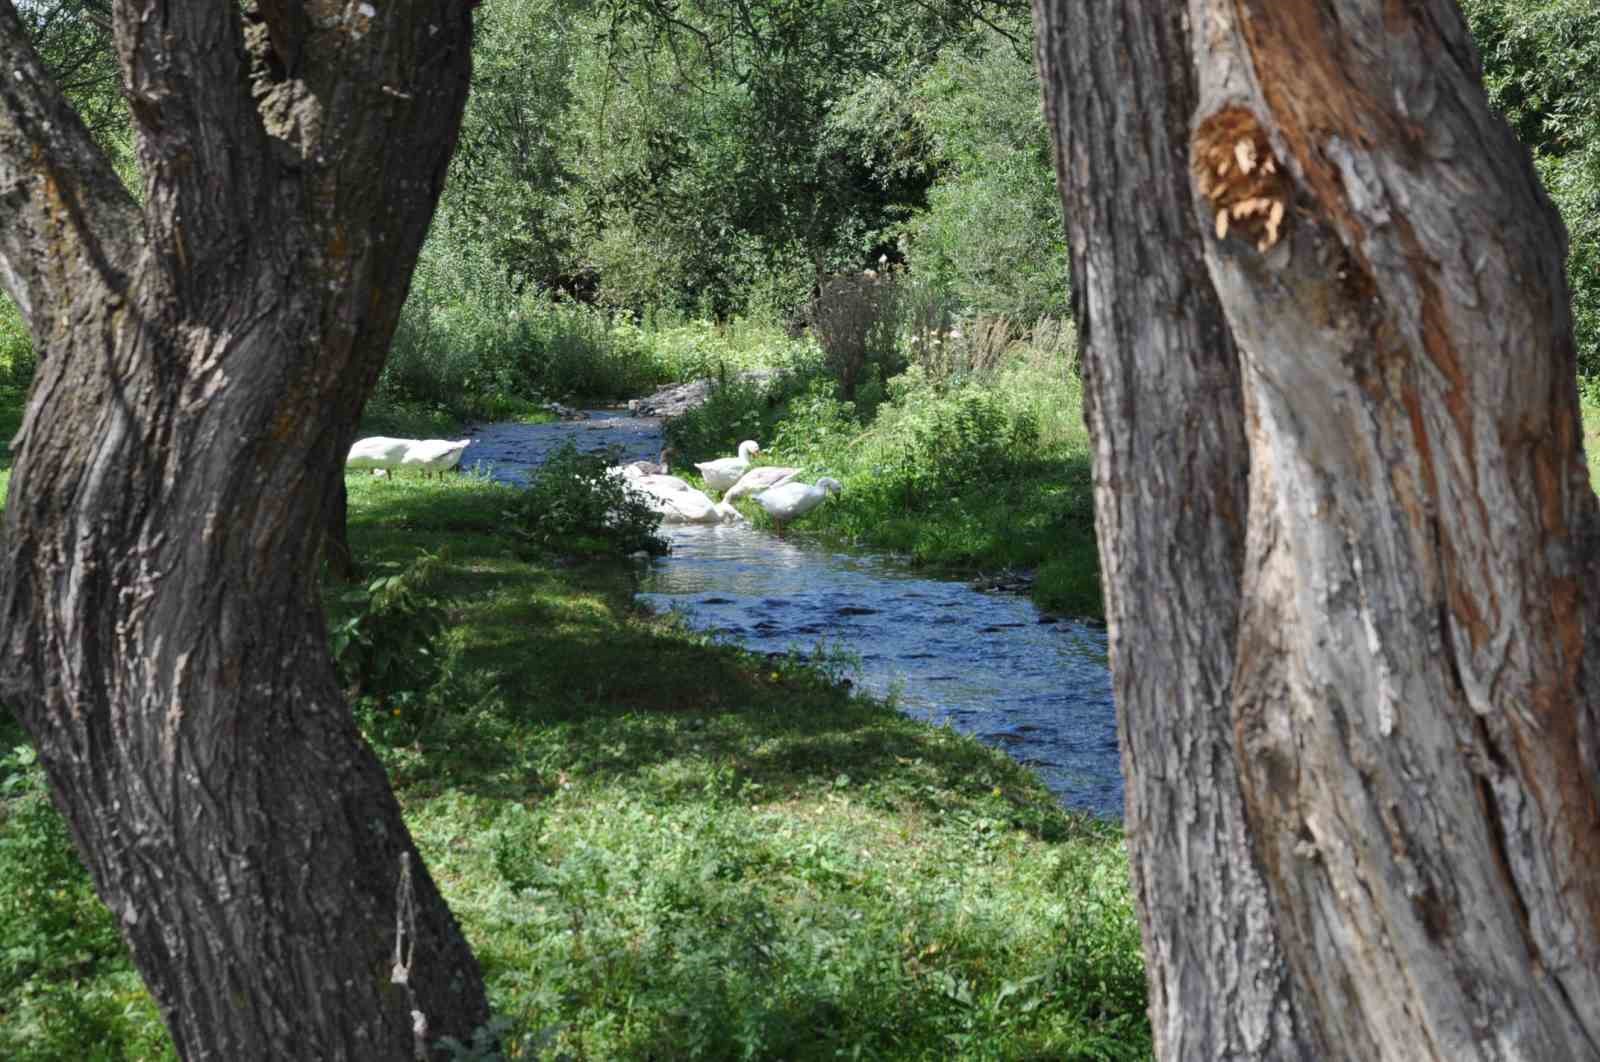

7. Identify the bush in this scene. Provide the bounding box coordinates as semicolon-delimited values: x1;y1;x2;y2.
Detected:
898;29;1071;323
661;369;785;464
503;442;667;558
766;376;862;460
1464;0;1599;374
866;387;1041;511
809;268;906;400
329;549;454;714
379;237;673;420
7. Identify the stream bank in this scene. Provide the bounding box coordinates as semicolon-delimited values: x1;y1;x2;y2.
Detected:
462;409;1123;817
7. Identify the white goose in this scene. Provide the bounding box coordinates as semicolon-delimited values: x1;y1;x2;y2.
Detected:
399;439;472;478
722;464;802;504
608;447;677;480
694;440;761;494
754;477;842;537
347;437;471;479
627;474;744;525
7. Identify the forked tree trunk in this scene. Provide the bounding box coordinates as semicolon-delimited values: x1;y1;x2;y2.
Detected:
1035;0;1600;1057
0;3;487;1057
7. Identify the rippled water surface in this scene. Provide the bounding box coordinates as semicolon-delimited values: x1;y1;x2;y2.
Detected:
462;411;1123;818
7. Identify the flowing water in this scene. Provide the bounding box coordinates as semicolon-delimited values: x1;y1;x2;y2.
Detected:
463;411;1123;819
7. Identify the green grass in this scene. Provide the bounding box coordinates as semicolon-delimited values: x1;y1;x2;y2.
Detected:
0;448;1150;1059
339;472;1149;1059
0;382;23;472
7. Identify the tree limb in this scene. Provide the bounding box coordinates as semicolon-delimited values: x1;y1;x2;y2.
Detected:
111;1;267;271
0;0;139;329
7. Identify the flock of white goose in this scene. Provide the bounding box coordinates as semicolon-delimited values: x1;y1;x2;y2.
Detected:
345;435;842;536
607;438;842;534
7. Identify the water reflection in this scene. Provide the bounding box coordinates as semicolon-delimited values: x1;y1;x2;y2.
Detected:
461;411;1123;818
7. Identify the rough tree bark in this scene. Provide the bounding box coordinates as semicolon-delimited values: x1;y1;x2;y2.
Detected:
1035;0;1600;1057
0;2;488;1058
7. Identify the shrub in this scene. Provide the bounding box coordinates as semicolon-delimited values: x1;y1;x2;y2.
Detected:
872;389;1041;511
767;376;862;460
329;549;454;714
809;269;905;399
661;368;782;463
1463;0;1599;374
899;29;1071;324
503;442;667;558
379;237;674;420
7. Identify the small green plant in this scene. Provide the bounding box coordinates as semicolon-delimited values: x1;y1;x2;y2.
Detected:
503;441;667;558
661;366;777;462
329;548;453;717
869;389;1041;511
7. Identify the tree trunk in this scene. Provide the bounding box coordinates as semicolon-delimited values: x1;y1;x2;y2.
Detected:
1035;0;1600;1057
0;3;488;1057
1031;2;1319;1055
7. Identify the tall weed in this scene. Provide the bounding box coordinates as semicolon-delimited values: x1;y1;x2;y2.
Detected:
0;296;35;389
502;441;668;559
329;548;454;717
809;268;906;399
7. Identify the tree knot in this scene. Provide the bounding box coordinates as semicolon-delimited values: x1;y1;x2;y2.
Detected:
1192;106;1290;254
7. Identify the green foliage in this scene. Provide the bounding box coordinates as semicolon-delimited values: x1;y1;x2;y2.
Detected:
1464;0;1600;373
21;2;132;168
0;744;171;1061
663;370;790;465
1583;388;1600;487
381;239;672;415
329;549;454;718
871;388;1040;510
766;377;863;458
897;29;1071;322
0;296;36;390
503;442;668;559
417;0;1051;322
737;341;1103;617
442;0;580;290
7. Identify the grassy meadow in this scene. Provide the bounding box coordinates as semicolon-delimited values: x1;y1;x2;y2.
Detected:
1586;391;1600;486
0;400;1150;1059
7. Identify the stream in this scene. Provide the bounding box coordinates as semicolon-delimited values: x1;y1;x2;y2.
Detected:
463;410;1123;819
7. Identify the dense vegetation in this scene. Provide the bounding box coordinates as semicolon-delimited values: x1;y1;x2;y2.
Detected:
1464;0;1599;373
